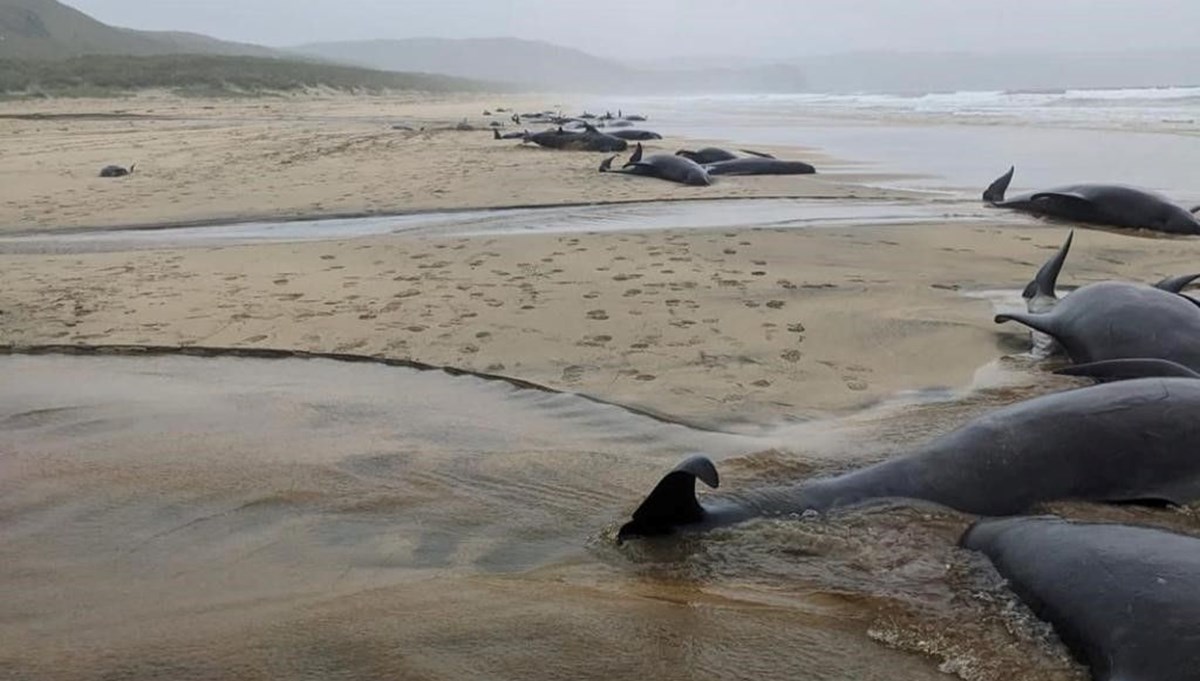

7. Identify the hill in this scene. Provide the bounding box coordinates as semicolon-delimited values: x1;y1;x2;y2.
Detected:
293;37;806;94
0;53;499;96
0;0;277;60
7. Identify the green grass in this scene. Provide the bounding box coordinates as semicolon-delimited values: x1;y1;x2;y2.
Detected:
0;53;505;96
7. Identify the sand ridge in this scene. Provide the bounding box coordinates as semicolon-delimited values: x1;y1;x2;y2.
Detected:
3;215;1197;426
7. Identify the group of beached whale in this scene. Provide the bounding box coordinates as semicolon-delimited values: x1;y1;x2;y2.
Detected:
619;199;1200;675
489;107;818;186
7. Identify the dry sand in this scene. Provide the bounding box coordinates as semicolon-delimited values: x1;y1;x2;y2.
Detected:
0;92;897;234
2;93;1199;427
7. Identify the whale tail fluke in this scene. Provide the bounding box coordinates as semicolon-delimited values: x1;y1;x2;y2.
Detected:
493;128;501;140
739;149;776;159
995;310;1062;338
617;455;718;541
1056;358;1200;382
1190;205;1200;215
599;156;616;173
1022;230;1074;301
1153;272;1200;294
983;166;1015;203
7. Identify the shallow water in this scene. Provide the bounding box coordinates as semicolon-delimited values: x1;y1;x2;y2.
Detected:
0;198;1007;254
8;353;1198;680
618;93;1200;199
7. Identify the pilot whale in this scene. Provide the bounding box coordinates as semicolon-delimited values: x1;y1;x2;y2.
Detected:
984;166;1200;234
619;378;1200;539
961;516;1200;681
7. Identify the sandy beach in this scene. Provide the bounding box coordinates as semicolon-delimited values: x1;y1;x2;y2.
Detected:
2;92;1199;427
6;90;1200;681
0;92;898;234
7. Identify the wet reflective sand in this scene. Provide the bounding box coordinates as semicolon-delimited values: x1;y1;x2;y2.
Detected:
0;198;1015;255
8;354;1197;680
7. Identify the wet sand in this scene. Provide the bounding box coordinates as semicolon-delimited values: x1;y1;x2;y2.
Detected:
4;353;1156;681
2;216;1197;426
4;92;1200;680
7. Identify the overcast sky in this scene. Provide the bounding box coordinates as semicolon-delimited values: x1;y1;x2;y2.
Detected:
68;0;1200;61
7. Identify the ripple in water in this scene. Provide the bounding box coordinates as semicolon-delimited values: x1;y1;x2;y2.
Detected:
4;353;1194;680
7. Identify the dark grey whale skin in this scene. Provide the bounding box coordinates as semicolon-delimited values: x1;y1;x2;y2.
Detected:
599;145;711;186
984;166;1200;234
961;516;1200;681
996;281;1200;372
704;158;816;176
619;378;1200;539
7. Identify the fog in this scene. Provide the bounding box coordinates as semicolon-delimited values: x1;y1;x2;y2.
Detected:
66;0;1200;61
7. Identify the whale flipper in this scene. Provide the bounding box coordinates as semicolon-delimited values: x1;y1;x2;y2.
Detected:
1154;273;1200;294
1057;358;1200;381
995;310;1063;337
618;455;718;540
983;166;1015;203
1023;230;1074;300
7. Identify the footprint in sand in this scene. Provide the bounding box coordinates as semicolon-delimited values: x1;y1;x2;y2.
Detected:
765;300;785;309
561;365;585;383
781;350;803;363
752;379;771;387
844;377;869;391
242;335;269;343
586;309;609;320
634;374;657;382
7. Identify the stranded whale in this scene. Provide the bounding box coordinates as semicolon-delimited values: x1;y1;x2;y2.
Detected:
619;378;1200;539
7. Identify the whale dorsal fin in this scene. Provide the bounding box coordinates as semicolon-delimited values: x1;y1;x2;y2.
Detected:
1154;273;1200;294
983;166;1015;203
628;142;643;165
1057;358;1200;381
617;455;718;540
1023;230;1074;301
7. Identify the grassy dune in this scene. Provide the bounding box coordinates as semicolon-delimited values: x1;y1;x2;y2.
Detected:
0;53;503;97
